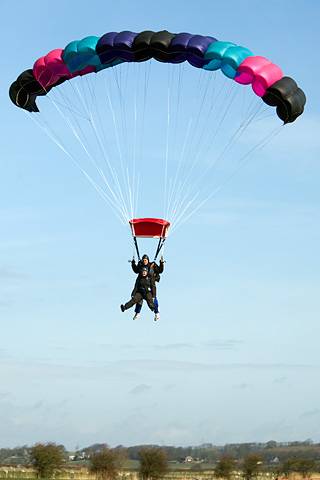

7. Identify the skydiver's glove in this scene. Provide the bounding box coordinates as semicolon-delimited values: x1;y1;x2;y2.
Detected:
160;255;164;263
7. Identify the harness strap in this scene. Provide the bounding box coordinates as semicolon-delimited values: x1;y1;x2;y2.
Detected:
154;237;166;261
133;236;141;261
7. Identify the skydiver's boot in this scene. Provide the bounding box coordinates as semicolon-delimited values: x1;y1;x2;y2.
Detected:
133;313;140;320
154;313;160;322
120;304;125;312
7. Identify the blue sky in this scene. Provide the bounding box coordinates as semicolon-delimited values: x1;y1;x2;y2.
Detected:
0;0;320;449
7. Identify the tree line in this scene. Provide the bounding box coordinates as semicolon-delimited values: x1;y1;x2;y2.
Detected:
2;441;320;465
17;443;319;480
28;443;168;480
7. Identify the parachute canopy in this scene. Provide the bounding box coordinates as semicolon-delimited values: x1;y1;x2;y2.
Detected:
9;29;306;123
9;29;307;240
129;218;170;238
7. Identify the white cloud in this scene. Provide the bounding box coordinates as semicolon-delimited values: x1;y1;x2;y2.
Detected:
129;384;152;395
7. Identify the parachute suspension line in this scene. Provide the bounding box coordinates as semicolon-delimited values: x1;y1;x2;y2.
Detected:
139;60;151;172
171;63;184;161
126;165;134;221
170;100;261;229
183;71;218;170
167;117;193;222
168;71;220;224
168;64;184;171
134;174;141;221
242;88;262;122
28;112;127;224
165;68;202;223
49;87;89;120
168;71;213;221
169;74;219;219
128;62;141;220
194;79;235;165
197;98;263;184
61;81;115;184
169;77;265;228
169;113;229;223
81;76;130;219
164;64;173;219
127;60;152;219
164;64;178;218
48;92;123;208
194;97;266;189
102;73;126;208
129;62;141;220
187;70;213;156
173;70;218;218
166;63;187;221
85;74;133;221
112;64;133;207
179;79;236;191
173;125;282;232
171;125;283;233
254;109;277;123
170;191;200;233
171;69;212;204
48;83;130;223
132;62;139;218
103;74;132;221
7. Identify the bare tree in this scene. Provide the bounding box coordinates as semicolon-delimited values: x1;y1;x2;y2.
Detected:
89;447;124;480
280;458;299;478
241;454;262;480
295;459;316;479
214;456;236;480
138;447;168;480
29;443;65;479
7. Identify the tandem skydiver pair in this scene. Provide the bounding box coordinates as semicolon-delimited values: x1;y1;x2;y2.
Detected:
120;254;165;322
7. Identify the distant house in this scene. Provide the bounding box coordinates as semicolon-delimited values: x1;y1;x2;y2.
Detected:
184;456;194;463
270;457;280;464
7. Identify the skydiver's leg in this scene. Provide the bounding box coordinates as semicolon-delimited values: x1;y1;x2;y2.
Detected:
153;297;159;314
123;293;143;311
135;300;143;314
133;299;143;320
153;297;160;321
145;293;155;312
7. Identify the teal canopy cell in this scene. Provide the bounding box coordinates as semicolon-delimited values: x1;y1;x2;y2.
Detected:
63;36;100;72
204;41;253;79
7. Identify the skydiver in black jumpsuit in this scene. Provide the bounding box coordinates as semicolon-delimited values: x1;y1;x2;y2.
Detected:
121;267;156;315
131;254;164;321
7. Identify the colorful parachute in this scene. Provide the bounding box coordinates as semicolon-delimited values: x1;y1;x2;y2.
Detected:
9;29;307;244
10;30;305;123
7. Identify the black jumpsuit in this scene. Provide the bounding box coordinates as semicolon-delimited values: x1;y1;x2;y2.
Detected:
123;274;156;311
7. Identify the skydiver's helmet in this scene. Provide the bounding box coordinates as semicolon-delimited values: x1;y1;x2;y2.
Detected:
141;267;148;276
142;254;149;265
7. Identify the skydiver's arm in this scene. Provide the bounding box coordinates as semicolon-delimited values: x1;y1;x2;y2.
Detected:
131;277;139;296
158;260;164;274
131;260;140;273
152;262;164;274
